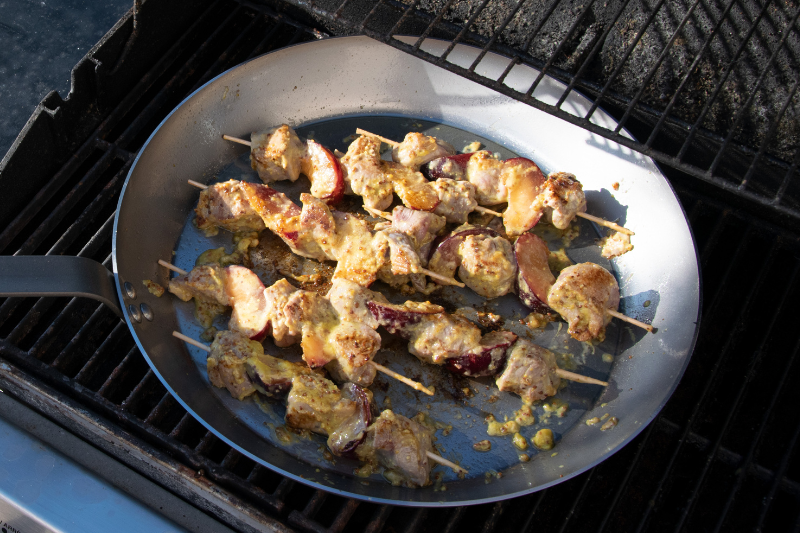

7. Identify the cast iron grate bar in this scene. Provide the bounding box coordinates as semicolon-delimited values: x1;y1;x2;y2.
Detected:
635;240;779;531
277;0;800;225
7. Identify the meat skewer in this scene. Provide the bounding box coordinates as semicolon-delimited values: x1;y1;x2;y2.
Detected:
173;330;465;483
187;179;463;289
516;235;654;337
185;178;652;340
365;300;607;404
223;128;499;222
165;258;606;402
357;128;633;238
162;261;434;395
353;128;501;217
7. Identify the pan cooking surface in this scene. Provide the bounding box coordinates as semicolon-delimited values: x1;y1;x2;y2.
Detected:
172;116;619;487
115;36;700;504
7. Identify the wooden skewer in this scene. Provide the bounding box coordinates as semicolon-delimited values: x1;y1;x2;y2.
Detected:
426;451;468;474
188;179;208;190
173;331;210;351
576;212;634;236
556;369;607;387
371;362;434;396
159;260;187;276
173;332;434;395
334;149;345;158
474;206;502;217
355;128;399;148
364;206;393;221
222;134;252;147
606;309;654;333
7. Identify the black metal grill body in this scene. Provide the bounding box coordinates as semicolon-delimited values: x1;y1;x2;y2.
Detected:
0;0;799;531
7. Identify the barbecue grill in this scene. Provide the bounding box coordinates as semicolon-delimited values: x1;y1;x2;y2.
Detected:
0;0;798;531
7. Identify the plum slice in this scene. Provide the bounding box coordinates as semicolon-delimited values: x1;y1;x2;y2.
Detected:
445;330;518;377
501;158;546;236
514;233;556;313
421;152;474;181
427;225;502;278
327;382;373;457
302;140;345;206
366;300;444;335
224;265;270;340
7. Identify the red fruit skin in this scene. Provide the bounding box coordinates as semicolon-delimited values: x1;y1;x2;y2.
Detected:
422;152;474;181
366;300;444;336
514;233;556;313
445;331;518;377
304;141;345;206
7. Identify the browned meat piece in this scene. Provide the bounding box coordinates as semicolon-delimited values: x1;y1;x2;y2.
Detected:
379;232;424;276
403;313;483;365
535;172;586;229
206;330;259;400
600;230;634;259
168;264;229;306
390;206;446;258
245;351;315;399
356;410;434;487
456;233;516;298
466;151;507;204
392;132;455;170
340;135;394;210
385;162;440;211
285;373;350;434
250;124;306;183
194;180;266;236
495;339;560;404
428;225;517;298
283;290;340;368
547;263;620;342
326;278;386;328
329;211;388;287
431;179;478;224
325;322;381;386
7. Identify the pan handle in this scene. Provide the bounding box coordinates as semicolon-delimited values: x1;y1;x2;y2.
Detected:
0;256;123;318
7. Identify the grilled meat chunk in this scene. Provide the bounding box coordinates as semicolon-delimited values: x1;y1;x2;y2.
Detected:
340;135;394;210
250;124;306;183
206;330;260;400
466;151;507;204
547;263;620;342
456;233;516;298
392;131;455;170
194;180;266;236
356;410;434;487
535;172;586;230
168;264;229;306
495;339;561;404
431;178;478;224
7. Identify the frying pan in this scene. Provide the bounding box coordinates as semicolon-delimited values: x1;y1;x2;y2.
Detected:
0;36;701;505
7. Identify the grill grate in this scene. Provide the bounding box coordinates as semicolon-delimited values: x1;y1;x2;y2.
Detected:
0;0;799;531
277;0;800;227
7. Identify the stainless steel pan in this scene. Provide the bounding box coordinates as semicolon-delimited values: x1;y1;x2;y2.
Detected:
0;36;701;506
